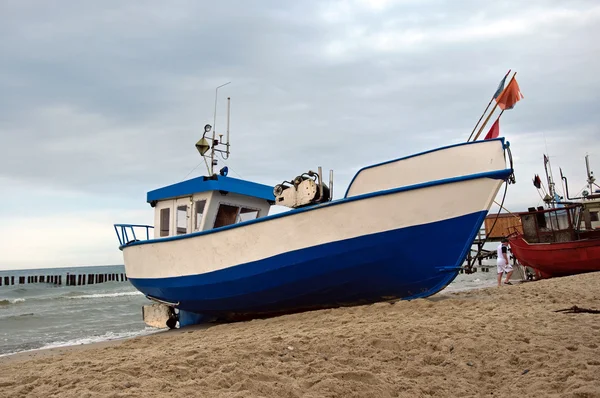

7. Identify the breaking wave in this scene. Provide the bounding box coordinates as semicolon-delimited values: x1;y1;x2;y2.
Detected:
0;298;26;306
39;327;159;350
0;328;160;358
64;291;144;300
0;291;143;306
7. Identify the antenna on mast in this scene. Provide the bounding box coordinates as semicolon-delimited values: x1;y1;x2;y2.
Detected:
195;82;232;176
222;97;231;160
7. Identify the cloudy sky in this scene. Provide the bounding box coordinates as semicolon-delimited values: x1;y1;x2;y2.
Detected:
1;0;599;270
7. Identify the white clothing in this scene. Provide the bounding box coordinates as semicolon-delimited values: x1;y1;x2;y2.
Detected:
496;243;512;274
497;262;513;274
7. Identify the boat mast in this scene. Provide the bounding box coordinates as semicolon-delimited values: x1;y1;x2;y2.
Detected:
210;82;231;175
224;97;231;160
543;154;556;207
585;154;596;195
196;83;233;176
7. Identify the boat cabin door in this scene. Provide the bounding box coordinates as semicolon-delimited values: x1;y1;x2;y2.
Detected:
175;197;192;236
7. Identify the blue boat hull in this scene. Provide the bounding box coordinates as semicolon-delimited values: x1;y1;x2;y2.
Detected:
129;210;487;321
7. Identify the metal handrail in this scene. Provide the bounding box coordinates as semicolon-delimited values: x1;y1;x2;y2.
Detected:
114;224;154;246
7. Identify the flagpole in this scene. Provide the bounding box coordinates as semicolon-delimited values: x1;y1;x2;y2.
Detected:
479;109;505;140
467;69;511;142
472;72;517;141
472;102;499;141
495;109;505;124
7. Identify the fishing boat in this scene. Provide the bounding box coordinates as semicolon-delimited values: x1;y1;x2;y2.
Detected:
114;97;514;328
509;155;600;279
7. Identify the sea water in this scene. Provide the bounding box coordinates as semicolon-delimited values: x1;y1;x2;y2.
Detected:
0;262;501;357
0;265;158;357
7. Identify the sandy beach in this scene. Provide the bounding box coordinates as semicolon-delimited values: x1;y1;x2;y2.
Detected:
1;273;599;398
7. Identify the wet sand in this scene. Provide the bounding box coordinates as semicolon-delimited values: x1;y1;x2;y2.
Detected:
1;273;599;398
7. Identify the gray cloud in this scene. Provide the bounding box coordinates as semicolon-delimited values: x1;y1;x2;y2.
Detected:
1;0;599;211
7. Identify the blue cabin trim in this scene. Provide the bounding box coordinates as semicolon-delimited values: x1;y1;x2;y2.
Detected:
146;174;275;203
344;137;507;198
122;168;512;250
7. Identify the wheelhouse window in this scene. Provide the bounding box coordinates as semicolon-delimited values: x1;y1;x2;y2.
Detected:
194;200;207;230
160;208;170;237
213;204;260;228
238;208;259;223
176;205;187;235
214;204;239;228
591;211;599;222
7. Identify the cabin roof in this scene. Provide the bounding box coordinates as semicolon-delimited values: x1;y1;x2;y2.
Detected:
146;175;275;203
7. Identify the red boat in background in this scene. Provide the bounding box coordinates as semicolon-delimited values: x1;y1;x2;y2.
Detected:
509;204;600;279
508;155;600;280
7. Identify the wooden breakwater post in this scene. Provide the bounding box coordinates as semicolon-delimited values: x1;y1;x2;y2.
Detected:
1;272;127;287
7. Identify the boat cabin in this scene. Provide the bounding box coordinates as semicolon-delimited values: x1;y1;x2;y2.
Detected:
146;174;275;238
581;196;600;230
518;199;600;244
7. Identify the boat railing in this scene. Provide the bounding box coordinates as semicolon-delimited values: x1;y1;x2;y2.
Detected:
114;224;154;247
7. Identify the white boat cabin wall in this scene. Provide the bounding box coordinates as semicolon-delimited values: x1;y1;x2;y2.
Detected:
581;198;600;230
148;179;273;239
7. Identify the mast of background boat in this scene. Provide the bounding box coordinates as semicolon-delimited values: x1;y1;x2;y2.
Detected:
544;154;561;208
585;154;597;194
560;168;573;201
560;156;599;201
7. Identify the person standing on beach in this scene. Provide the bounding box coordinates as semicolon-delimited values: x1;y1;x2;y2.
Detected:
497;238;513;286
